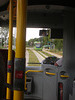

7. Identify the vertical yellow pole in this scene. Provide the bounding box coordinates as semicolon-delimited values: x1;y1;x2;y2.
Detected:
13;0;27;100
6;0;13;99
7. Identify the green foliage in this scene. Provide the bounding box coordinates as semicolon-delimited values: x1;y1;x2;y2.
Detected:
26;32;63;52
27;38;39;47
53;39;63;51
0;27;9;46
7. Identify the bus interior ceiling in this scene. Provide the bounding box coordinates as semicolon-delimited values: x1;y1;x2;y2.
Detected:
0;0;75;100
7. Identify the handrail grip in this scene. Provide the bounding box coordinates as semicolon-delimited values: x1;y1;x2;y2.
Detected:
60;75;69;78
45;72;56;76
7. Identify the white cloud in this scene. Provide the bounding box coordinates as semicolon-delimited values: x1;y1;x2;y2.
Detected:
13;27;42;41
26;28;42;41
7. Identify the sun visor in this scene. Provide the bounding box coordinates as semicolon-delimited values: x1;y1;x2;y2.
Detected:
39;29;63;39
51;29;63;39
39;30;50;36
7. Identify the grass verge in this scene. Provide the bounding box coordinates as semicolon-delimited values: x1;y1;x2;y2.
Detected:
41;51;52;57
27;49;41;66
37;51;46;58
48;49;63;56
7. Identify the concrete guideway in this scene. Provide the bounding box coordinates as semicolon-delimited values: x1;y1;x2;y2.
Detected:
26;48;47;65
43;49;62;58
26;48;62;66
31;49;45;63
26;50;29;66
38;51;48;58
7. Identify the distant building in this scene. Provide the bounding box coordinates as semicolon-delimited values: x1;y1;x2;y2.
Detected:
43;42;55;50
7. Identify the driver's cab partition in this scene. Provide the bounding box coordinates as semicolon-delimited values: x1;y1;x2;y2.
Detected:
41;64;58;100
25;66;43;100
24;56;58;100
41;58;72;100
69;79;75;100
42;57;75;100
58;66;75;100
25;56;74;100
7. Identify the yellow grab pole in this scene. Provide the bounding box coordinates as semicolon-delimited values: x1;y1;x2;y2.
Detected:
13;0;27;100
6;0;13;99
15;0;27;58
6;73;12;99
8;0;13;61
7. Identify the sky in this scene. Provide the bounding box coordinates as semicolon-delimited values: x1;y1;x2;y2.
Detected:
26;28;42;41
13;28;42;41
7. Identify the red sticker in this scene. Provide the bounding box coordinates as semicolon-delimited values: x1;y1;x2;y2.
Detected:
15;71;23;79
8;65;11;68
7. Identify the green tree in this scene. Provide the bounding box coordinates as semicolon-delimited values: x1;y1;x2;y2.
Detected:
0;27;9;46
53;39;63;51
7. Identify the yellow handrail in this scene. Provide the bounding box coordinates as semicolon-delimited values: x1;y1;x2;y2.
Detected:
26;70;43;74
45;72;56;76
60;75;69;78
25;70;43;90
